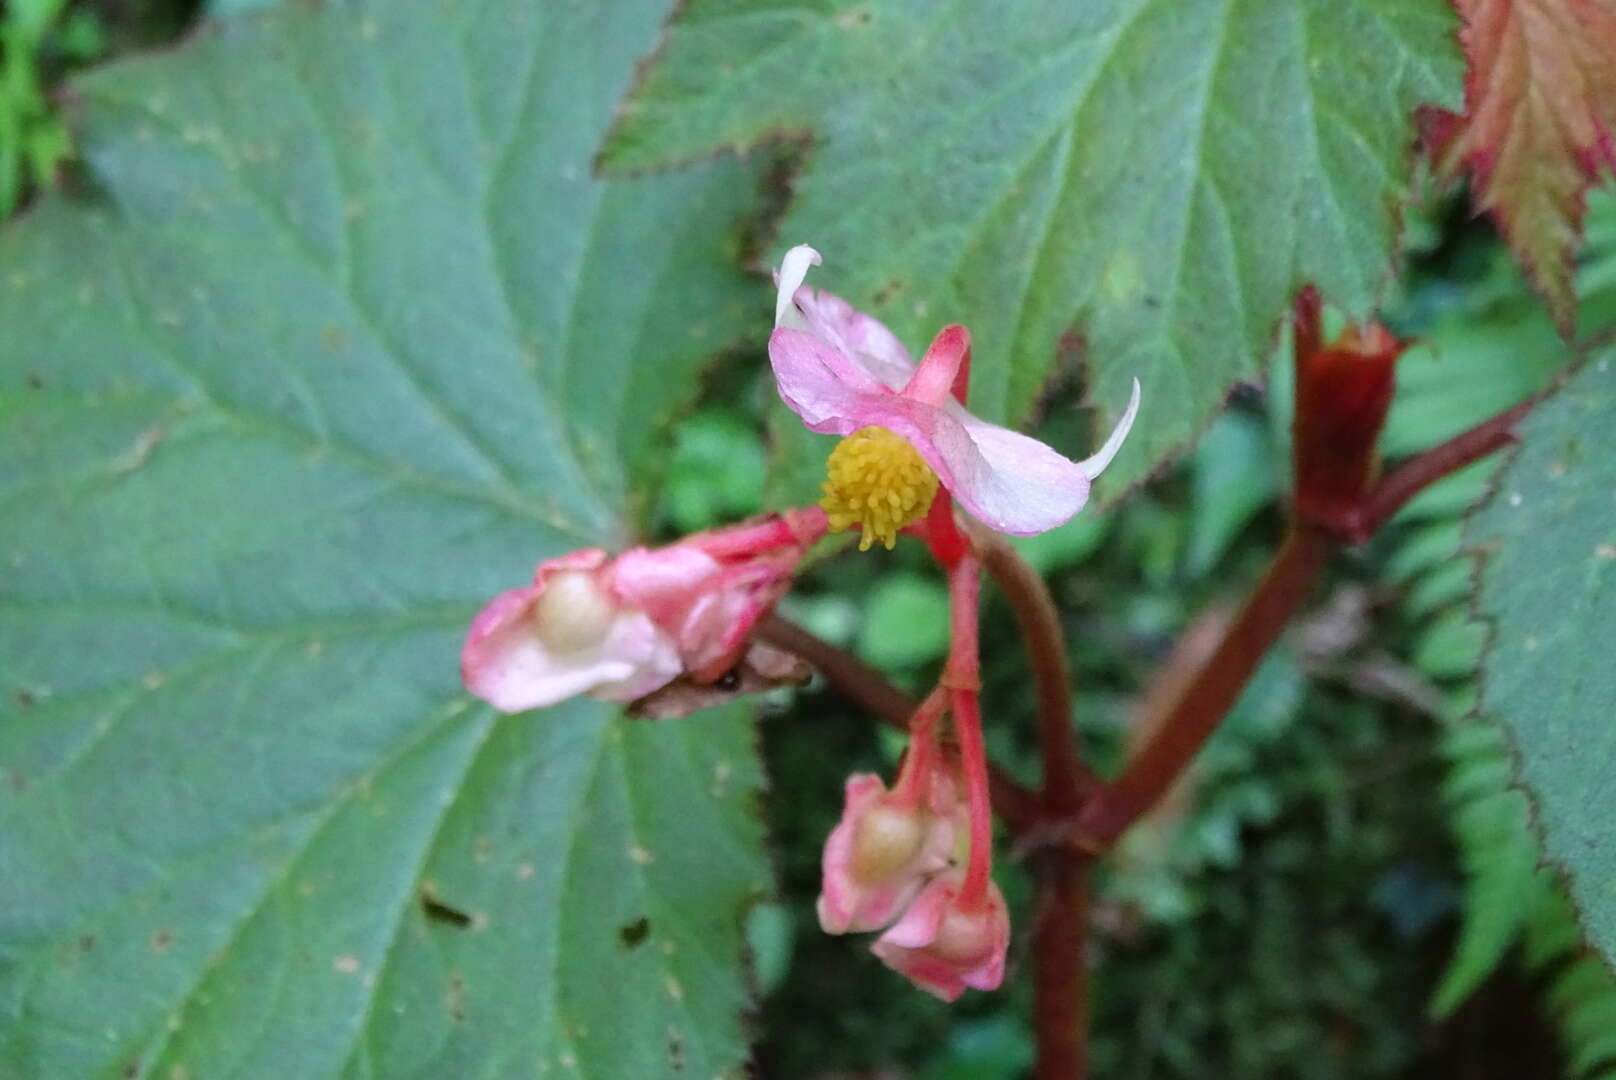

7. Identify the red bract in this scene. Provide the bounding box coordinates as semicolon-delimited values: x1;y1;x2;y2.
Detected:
1290;288;1404;541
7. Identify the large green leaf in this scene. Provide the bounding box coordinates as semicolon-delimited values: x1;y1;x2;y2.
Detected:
602;0;1463;494
0;1;773;1076
1469;355;1616;967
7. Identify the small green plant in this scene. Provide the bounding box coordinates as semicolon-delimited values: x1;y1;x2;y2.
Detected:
0;0;103;218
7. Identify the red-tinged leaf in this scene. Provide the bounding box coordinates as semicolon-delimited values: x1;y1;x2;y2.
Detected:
1436;0;1616;335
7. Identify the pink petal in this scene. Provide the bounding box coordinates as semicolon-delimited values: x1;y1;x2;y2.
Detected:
876;876;950;948
673;559;791;680
814;772;930;931
792;286;915;391
900;324;970;406
609;545;724;628
588;614;686;703
869;876;1010;1001
772;244;915;389
794;379;1141;536
530;547;612;582
768;326;894;435
460;585;680;712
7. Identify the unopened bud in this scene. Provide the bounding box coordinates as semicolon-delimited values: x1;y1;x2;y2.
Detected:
1291;288;1404;540
533;571;618;653
931;903;995;964
851;804;927;880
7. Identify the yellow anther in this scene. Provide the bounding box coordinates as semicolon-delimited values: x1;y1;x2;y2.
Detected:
819;426;940;551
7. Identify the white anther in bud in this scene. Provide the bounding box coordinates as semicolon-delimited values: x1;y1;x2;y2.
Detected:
533;571;618;654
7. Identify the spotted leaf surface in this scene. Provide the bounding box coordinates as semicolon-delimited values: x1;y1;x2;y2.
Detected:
0;1;770;1076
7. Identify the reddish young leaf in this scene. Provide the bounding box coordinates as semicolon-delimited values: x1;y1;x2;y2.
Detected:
1434;0;1616;335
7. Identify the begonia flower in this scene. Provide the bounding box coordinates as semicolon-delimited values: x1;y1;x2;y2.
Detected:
870;870;1010;1002
462;515;818;712
817;768;965;934
769;245;1141;548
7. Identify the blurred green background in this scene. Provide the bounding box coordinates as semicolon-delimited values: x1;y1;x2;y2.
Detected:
6;3;1615;1077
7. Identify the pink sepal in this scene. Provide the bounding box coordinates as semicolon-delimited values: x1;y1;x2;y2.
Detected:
816;771;960;935
870;873;1010;1002
612;543;797;683
460;550;681;712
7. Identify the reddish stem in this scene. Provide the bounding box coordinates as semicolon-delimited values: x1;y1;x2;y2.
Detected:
952;686;993;908
1078;523;1336;846
1075;369;1542;848
1352;398;1534;539
892;687;949;803
754;614;1039;831
1033;851;1089;1080
976;536;1097;1076
980;534;1099;808
945;555;994;910
691;506;828;558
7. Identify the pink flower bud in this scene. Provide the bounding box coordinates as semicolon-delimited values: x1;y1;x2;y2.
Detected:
869;872;1009;1002
462;517;818;713
461;549;683;712
816;773;960;934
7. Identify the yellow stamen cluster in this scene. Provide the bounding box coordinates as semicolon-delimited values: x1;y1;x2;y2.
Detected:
820;426;940;551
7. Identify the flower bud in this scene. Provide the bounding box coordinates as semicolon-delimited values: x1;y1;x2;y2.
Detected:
930;900;999;964
1291;288;1405;540
532;570;618;653
851;803;928;880
461;549;680;713
870;872;1009;1001
817;772;960;935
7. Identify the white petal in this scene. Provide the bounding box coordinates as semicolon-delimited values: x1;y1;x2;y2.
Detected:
773;244;822;329
1077;377;1141;480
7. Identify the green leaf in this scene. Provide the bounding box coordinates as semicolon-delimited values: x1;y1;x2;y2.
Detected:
0;1;773;1076
208;0;282;15
1185;410;1276;576
1429;722;1548;1018
858;571;951;669
602;0;1463;493
659;410;767;533
1524;889;1616;1080
1470;354;1616;969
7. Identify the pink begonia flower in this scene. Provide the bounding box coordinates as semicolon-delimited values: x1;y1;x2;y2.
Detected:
462;537;800;713
870;871;1011;1002
817;769;965;935
769;245;1141;540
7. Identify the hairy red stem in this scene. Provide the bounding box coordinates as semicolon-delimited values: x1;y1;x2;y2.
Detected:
976;533;1096;1076
945;555;994;909
755;614;1038;832
980;534;1100;806
1353;398;1534;539
690;506;828;558
1033;851;1090;1079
